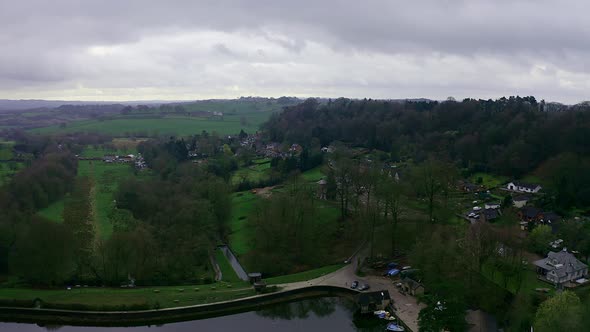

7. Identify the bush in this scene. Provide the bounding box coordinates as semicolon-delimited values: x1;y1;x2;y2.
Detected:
0;299;35;308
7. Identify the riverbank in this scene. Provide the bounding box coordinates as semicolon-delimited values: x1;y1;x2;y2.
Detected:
0;286;357;327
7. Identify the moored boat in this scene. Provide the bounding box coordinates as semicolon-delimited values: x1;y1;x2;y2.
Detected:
386;322;405;331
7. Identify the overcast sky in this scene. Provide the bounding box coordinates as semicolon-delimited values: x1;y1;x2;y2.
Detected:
0;0;589;103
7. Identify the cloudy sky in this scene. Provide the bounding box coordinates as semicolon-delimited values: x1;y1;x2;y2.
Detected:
0;0;589;103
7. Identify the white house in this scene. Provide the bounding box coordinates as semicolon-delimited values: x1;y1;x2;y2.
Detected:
506;181;542;193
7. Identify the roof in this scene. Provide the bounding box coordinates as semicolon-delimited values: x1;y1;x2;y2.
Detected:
513;194;532;202
483;208;499;220
402;278;424;291
509;181;541;190
357;290;391;305
317;179;327;185
533;249;587;277
520;206;542;218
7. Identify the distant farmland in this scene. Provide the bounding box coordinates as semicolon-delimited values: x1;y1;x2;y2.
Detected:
30;112;271;137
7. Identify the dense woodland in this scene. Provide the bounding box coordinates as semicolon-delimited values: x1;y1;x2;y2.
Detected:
0;136;232;287
265;97;590;212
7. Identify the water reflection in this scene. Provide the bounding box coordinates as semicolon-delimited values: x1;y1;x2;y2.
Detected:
0;297;389;332
256;297;337;320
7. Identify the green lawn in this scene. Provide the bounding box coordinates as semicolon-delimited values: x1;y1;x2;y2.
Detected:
30;113;269;137
0;283;255;310
228;191;260;256
265;264;345;284
37;199;65;223
301;167;325;182
480;262;550;296
215;249;244;284
231;161;271;185
470;172;509;188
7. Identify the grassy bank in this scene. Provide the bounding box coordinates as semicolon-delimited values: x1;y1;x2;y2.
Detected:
265;264;345;285
215;250;245;285
228;191;260;256
0;284;255;310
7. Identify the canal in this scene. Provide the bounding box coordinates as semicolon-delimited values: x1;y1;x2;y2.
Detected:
0;297;390;331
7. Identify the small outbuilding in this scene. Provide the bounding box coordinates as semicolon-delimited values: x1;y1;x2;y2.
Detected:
357;290;391;314
401;278;425;296
248;272;262;284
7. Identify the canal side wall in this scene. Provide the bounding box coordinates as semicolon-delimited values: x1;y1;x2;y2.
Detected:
0;286;359;327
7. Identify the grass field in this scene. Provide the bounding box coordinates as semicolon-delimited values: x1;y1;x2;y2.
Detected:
78;161;137;239
31;112;270;137
228;191;261;256
0;284;255;310
265;264;344;284
231;160;271;185
37;199;65;223
79;146;136;158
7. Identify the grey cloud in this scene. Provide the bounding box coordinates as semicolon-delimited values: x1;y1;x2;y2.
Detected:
0;0;589;102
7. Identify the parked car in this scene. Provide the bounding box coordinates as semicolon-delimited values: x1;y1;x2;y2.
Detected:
386;268;400;276
351;281;359;289
401;266;412;271
387;262;398;268
359;284;370;291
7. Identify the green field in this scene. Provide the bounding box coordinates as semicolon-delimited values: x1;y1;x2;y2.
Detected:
31;113;270;137
265;264;344;284
228;191;260;256
79;146;136;158
231;160;271;185
37;199;65;223
78;161;138;239
0;284;255;310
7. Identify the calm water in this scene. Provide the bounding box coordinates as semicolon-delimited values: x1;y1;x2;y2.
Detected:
0;298;389;331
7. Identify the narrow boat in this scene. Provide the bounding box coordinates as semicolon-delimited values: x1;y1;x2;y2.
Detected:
386;323;405;331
